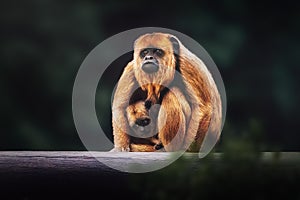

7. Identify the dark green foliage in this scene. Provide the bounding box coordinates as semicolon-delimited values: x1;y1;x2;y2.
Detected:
129;144;300;199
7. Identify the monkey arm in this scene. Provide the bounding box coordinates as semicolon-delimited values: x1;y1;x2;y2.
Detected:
158;87;190;151
111;62;138;151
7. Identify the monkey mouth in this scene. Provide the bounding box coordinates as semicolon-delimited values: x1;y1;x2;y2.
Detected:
142;61;159;74
134;124;149;132
131;124;155;137
143;60;158;65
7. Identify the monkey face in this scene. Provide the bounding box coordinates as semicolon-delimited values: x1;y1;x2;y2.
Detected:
133;33;177;89
126;101;158;138
139;48;162;74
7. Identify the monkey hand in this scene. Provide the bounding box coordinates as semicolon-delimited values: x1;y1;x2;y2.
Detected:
110;146;130;152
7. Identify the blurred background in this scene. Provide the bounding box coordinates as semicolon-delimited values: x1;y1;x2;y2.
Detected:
0;0;299;152
1;1;300;199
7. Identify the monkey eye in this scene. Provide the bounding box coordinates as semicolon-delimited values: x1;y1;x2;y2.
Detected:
140;49;149;58
154;49;164;57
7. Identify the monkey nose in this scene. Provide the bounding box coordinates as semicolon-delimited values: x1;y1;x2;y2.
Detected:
145;55;154;60
135;117;151;127
142;63;159;73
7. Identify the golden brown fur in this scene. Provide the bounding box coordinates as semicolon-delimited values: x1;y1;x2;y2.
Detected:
157;87;191;151
126;100;161;152
111;32;222;152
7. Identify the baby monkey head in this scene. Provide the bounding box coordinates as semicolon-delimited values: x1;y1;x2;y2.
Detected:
126;100;159;138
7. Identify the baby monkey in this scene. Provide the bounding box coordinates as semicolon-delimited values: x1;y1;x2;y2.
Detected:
126;100;164;152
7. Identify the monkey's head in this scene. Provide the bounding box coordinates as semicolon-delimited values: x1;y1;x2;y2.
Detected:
133;33;180;94
126;100;158;138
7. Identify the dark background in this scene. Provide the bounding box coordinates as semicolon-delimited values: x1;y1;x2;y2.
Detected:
1;0;299;151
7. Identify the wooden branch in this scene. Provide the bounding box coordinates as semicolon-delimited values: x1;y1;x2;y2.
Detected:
0;151;299;199
0;151;299;173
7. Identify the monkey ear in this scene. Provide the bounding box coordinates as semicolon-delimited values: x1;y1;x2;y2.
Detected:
169;36;180;55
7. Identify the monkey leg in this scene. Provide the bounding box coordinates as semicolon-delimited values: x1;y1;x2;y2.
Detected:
130;144;155;152
111;119;130;152
130;136;163;152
